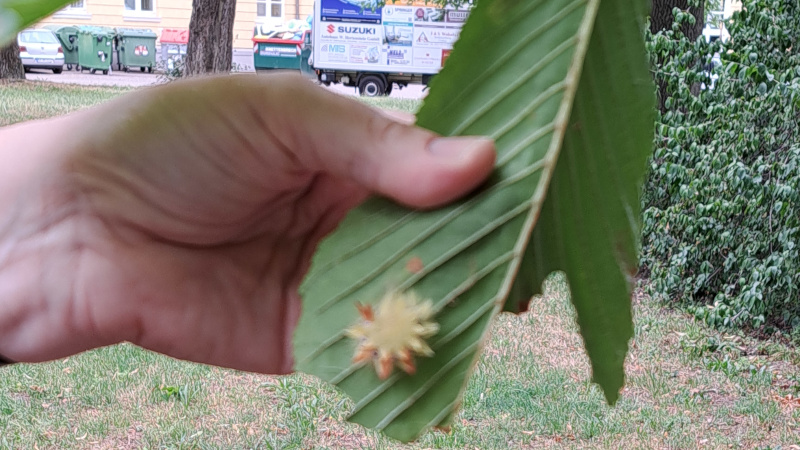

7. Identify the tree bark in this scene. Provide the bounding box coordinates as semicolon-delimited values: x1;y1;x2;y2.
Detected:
650;0;705;112
650;0;705;41
0;41;25;80
184;0;237;76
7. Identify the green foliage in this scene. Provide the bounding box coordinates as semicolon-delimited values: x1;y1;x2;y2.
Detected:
509;0;653;403
151;384;199;406
296;0;653;441
642;0;800;333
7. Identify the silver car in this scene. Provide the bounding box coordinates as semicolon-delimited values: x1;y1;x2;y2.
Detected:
18;29;65;74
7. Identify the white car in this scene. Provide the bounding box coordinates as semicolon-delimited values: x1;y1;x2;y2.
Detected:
18;29;65;74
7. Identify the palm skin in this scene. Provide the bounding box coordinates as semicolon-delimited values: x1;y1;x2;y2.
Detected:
0;73;495;373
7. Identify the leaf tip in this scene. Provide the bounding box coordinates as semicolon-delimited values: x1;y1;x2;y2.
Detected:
598;381;622;406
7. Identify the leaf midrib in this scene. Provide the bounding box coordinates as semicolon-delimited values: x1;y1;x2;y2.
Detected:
494;0;602;309
435;0;589;118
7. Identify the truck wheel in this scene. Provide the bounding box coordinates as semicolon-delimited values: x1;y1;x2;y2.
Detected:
358;75;385;97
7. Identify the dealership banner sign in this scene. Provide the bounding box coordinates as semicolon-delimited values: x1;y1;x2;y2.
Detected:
316;0;470;73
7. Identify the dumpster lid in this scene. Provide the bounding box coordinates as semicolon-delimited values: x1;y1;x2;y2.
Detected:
254;23;310;38
253;29;308;43
77;25;115;36
43;24;79;33
43;25;79;50
161;28;189;44
115;27;157;38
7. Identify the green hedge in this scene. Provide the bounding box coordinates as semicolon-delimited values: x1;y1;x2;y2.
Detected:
641;0;800;334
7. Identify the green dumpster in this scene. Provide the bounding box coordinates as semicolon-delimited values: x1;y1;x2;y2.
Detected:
115;28;157;73
299;32;313;79
44;25;79;70
253;29;310;72
77;26;115;75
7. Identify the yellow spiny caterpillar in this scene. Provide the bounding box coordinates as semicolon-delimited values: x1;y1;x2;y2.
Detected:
345;290;439;380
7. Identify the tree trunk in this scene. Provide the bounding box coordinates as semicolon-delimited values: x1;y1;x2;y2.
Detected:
650;0;705;112
650;0;705;41
184;0;237;76
0;41;25;80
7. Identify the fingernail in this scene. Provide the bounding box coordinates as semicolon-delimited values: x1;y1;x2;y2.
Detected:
428;137;494;160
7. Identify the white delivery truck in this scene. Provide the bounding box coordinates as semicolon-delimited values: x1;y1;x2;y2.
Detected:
310;0;471;96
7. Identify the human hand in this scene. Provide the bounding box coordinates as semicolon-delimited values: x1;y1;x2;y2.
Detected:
0;73;495;373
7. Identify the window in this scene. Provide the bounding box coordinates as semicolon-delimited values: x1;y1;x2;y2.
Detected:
123;0;157;21
256;0;283;22
55;0;90;18
20;31;59;44
125;0;154;13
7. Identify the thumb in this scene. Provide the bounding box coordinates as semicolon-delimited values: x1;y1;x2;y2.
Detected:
250;74;497;208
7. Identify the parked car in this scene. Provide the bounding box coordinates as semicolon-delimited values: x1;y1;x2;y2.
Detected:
18;29;65;74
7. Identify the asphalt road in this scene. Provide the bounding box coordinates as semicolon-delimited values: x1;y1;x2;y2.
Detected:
24;49;428;99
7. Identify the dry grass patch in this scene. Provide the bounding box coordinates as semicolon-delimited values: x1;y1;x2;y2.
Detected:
1;82;799;448
2;278;799;449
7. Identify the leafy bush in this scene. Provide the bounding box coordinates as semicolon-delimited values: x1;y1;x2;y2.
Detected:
642;0;800;333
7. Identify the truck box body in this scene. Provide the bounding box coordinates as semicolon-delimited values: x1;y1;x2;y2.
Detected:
311;0;470;95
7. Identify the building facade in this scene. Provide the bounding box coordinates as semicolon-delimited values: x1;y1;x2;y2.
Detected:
705;0;743;42
35;1;745;52
37;0;314;49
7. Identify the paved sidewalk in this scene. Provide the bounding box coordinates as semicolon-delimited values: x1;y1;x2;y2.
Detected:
24;68;428;100
24;49;425;98
25;67;161;88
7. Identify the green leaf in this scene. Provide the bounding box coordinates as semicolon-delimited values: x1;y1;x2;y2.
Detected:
507;0;655;404
295;0;654;442
0;0;74;45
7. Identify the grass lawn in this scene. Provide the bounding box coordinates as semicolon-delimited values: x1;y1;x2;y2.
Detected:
0;82;133;127
1;81;799;449
0;80;418;127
